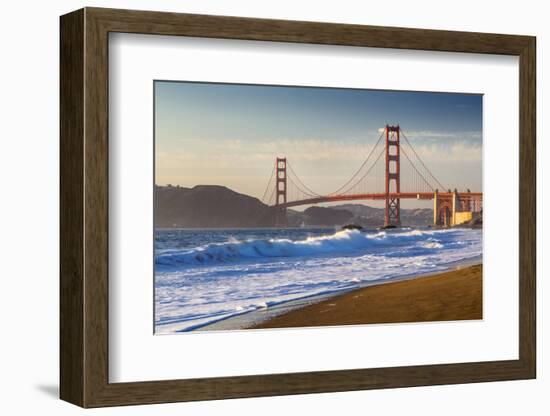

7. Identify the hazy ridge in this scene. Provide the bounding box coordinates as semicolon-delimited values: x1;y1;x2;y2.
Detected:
155;185;433;228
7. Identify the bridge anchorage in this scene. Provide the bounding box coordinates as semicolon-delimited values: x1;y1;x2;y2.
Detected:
261;125;482;228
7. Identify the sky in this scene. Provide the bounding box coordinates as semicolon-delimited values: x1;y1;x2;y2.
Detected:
155;81;482;209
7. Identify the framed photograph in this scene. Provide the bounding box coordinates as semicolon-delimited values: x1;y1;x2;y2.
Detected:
60;7;536;407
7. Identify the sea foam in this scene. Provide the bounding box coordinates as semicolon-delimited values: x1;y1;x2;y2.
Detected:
154;227;482;333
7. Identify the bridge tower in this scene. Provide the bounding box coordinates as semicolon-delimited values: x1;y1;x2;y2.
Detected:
274;157;288;226
384;125;401;227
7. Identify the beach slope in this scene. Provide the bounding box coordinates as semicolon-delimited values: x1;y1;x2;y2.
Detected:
251;264;482;329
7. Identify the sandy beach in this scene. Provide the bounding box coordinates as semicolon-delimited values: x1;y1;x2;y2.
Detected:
249;264;482;329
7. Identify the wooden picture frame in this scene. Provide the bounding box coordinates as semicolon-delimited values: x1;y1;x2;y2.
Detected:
60;7;536;408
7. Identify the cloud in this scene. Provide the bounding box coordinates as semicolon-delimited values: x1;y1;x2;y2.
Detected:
401;130;482;143
156;134;482;197
404;141;482;163
158;133;481;167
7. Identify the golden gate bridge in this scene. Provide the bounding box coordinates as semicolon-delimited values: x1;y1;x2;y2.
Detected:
260;125;482;227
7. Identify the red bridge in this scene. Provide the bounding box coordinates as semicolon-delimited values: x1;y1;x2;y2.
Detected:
261;125;482;227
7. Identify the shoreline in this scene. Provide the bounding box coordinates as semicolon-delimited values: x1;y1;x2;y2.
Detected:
250;263;482;330
195;258;482;332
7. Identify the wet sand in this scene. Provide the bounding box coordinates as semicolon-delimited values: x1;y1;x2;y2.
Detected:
250;264;482;329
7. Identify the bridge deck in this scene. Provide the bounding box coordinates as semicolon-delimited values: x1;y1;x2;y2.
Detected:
272;192;483;209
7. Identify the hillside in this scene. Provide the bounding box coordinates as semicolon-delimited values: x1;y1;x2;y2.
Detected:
302;206;353;226
332;203;433;227
155;185;433;228
155;185;275;228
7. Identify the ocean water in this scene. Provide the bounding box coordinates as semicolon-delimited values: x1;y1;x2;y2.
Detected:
155;227;482;333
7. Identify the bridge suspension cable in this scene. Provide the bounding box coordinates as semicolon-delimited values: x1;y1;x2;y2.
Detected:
340;143;386;195
400;129;447;191
328;129;386;196
266;186;276;206
400;145;436;192
287;161;321;197
261;124;453;210
287;175;318;200
260;163;276;204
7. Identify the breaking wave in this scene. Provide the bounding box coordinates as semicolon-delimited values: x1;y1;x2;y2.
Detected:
156;228;450;268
